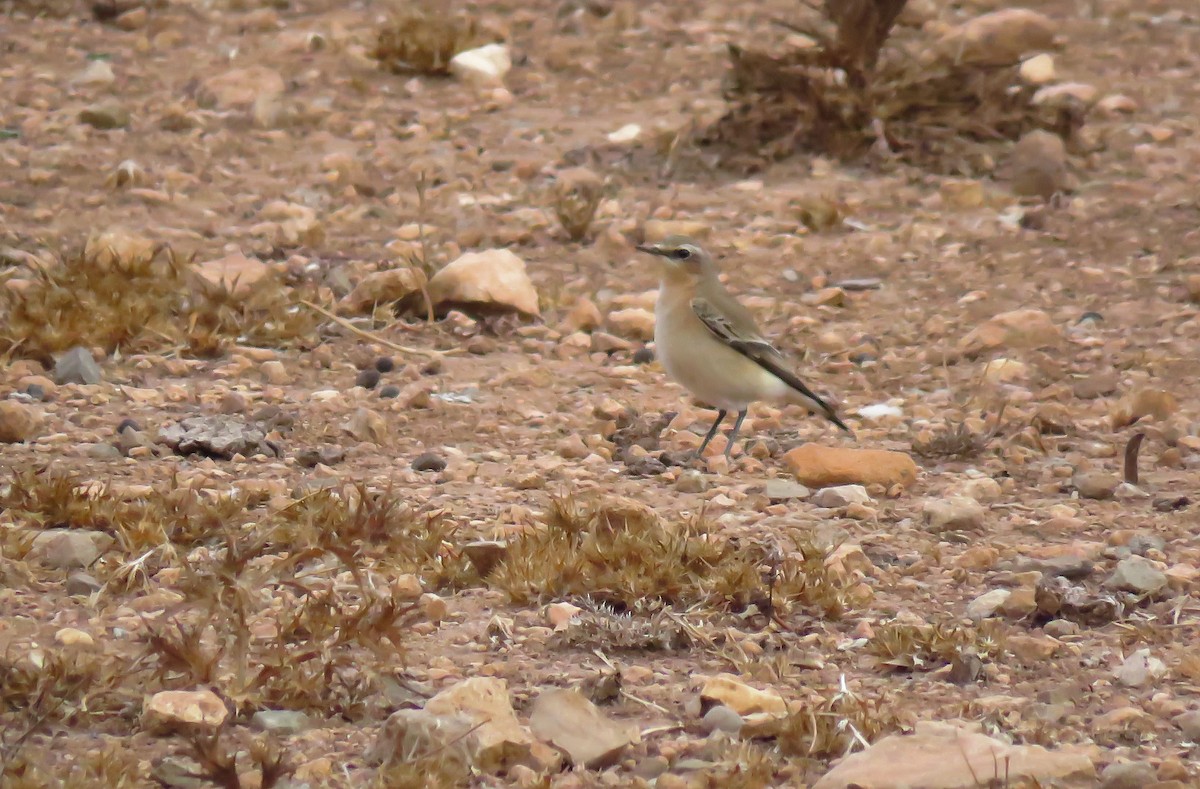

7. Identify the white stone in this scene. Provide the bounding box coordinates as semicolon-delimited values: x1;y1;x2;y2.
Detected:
449;44;512;87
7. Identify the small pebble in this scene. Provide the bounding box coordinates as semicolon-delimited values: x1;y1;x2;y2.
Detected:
117;418;141;434
374;356;395;373
412;452;447;473
379;384;400;399
355;369;381;390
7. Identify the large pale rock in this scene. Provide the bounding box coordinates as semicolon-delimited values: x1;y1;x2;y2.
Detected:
784;445;918;489
530;688;640;769
343;267;427;313
198;66;286;109
958;309;1061;357
814;721;1095;788
54;346;103;385
428;249;540;316
0;401;44;443
142;690;229;735
28;529;113;569
194;252;271;299
421;677;535;774
935;9;1059;66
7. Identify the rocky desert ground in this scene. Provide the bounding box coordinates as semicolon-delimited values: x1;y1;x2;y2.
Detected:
2;0;1200;787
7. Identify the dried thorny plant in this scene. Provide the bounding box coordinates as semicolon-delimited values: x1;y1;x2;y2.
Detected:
183;728;293;789
777;678;904;761
548;598;697;652
552;167;606;242
866;619;1007;673
489;495;852;620
911;403;1008;460
0;241;318;365
371;1;484;75
702;0;1078;172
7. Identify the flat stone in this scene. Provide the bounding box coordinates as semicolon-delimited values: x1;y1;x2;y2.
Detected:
142;690;229;735
54;346;103;385
529;688;640;769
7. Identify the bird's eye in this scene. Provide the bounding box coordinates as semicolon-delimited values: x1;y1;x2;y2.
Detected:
674;248;692;260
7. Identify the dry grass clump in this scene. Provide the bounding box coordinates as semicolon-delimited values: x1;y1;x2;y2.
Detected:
778;683;904;761
370;2;484;75
702;0;1077;172
488;495;851;619
1;469;474;739
0;242;318;365
866;619;1006;673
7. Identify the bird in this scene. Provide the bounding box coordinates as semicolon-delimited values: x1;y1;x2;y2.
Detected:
635;234;852;461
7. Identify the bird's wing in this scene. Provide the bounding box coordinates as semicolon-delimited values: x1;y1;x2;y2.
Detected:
691;296;851;434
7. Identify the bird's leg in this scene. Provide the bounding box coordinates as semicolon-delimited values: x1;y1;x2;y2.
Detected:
724;409;749;460
695;409;727;458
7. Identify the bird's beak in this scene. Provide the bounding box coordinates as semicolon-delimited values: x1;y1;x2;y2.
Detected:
635;243;663;256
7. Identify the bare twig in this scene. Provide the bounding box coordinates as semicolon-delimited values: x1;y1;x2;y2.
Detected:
298;300;451;358
1124;432;1146;486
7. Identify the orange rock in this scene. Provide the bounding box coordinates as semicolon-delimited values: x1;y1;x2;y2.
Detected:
783;444;918;489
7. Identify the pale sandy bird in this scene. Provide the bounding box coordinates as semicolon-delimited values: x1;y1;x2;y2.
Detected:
635;235;852;460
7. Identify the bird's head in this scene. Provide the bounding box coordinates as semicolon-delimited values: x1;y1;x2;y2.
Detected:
635;235;714;282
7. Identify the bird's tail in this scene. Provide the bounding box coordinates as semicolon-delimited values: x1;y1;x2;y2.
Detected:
754;354;855;438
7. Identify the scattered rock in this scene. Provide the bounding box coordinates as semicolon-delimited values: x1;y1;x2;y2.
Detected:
783;445;918;489
449;43;512;87
529;688;640;769
1008;129;1069;200
701;705;744;736
763;479;809;501
73;59;116;86
345;407;387;443
54;346;104;385
607;308;655;341
66;571;103;596
1073;470;1120;500
674;469;707;493
356;369;381;390
1111;388;1178;429
343;267;427;313
403;678;535;774
1099;761;1157;789
80;100;131;129
462;540;507;578
1114;648;1168;688
1104;556;1167;595
698;674;787;717
0;401;44;443
958;309;1062;357
251;710;310;735
28;529;113;569
198;66;286;109
810;484;871;508
194;252;271;299
142;690;229;735
923;496;986;531
966;589;1011;620
160;416;269;459
428;249;540;316
935;9;1059;67
813;720;1094;789
1019;53;1055;84
412;452;447;473
961;477;1002;502
1173;709;1200;741
565;297;603;332
260;360;290;386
